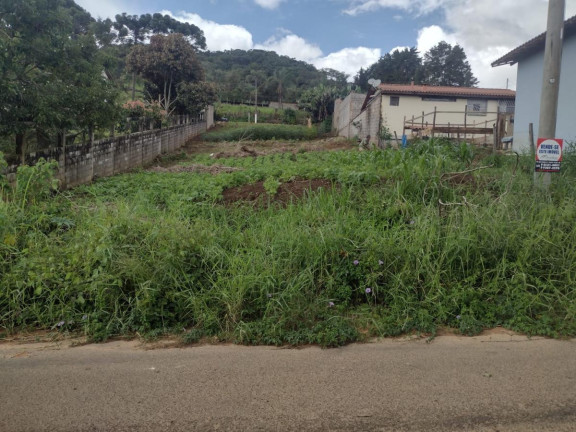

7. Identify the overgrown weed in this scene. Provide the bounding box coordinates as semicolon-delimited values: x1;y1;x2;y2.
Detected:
1;140;575;344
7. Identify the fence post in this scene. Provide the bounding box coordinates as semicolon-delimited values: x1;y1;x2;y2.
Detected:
464;104;468;141
402;115;406;139
529;123;535;155
432;107;437;138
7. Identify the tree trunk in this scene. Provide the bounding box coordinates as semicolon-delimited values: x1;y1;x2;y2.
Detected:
131;72;136;100
16;133;25;165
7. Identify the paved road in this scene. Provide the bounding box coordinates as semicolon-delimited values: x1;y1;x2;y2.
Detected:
1;331;575;431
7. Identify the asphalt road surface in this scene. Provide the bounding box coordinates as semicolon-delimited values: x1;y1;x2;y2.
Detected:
1;330;575;432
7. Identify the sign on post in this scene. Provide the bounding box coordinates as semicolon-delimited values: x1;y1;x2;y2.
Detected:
535;138;563;172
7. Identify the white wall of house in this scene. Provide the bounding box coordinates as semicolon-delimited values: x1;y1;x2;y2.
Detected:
381;95;501;138
513;34;576;152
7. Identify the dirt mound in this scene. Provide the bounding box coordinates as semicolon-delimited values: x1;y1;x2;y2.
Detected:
212;145;264;159
222;179;334;206
148;164;242;175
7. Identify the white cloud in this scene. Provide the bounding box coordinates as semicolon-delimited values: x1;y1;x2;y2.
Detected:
313;47;382;79
345;0;576;88
255;34;323;62
254;0;284;9
75;0;132;19
344;0;444;16
416;25;456;54
416;25;515;88
163;11;253;51
164;10;379;79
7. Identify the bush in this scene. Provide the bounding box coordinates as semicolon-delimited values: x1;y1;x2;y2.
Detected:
202;123;318;142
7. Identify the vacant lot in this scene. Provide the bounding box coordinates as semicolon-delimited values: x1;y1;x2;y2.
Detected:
1;129;575;345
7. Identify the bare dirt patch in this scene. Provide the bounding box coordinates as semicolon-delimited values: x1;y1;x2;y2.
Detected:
148;164;242;175
184;136;354;157
222;178;334;207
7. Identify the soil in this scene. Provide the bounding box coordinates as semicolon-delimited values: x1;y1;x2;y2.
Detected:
147;164;241;175
222;178;334;207
184;136;355;157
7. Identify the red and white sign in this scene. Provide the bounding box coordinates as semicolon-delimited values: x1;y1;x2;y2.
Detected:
536;138;563;172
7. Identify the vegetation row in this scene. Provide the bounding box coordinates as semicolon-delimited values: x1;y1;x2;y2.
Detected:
1;139;575;346
201;123;318;142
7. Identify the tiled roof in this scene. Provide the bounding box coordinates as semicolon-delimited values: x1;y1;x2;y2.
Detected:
378;83;515;99
492;14;576;67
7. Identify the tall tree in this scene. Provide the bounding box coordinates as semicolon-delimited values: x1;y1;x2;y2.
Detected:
355;48;421;90
126;33;204;114
113;13;206;99
177;81;218;116
0;0;118;160
113;12;205;48
422;42;478;87
353;67;370;92
298;85;340;123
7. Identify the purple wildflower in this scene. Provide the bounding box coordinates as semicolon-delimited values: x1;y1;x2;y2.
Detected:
456;315;462;320
328;302;335;307
353;260;360;266
365;288;372;294
378;260;384;265
56;321;65;327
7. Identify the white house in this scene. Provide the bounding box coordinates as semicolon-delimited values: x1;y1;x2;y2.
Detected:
492;14;576;152
334;84;515;146
377;84;515;140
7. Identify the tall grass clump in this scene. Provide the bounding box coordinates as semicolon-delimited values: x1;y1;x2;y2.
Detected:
1;140;575;345
202;123;317;142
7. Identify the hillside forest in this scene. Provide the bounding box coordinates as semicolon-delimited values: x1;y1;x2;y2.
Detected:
0;0;478;161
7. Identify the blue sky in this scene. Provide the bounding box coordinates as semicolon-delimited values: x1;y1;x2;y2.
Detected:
77;0;576;89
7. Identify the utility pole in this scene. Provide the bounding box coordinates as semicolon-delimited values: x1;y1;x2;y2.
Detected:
535;0;565;188
254;78;258;124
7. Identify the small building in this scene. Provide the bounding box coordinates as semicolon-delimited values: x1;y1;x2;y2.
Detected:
334;84;515;147
492;15;576;152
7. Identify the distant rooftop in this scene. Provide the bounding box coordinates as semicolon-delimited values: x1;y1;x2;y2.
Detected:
378;83;515;99
492;14;576;67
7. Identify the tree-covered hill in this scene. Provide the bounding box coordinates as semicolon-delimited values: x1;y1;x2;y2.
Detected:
199;50;348;105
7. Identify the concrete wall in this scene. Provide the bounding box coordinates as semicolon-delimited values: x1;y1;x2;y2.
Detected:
206;105;215;130
268;102;299;110
22;120;208;189
382;95;501;138
333;92;367;138
513;34;576;152
349;93;382;146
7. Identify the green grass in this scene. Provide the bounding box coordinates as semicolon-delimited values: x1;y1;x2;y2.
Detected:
1;140;576;345
215;103;308;125
202;122;318;142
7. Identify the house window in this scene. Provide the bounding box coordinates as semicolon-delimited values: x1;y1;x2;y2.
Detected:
390;96;400;106
422;96;457;102
467;99;487;116
499;99;515;113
